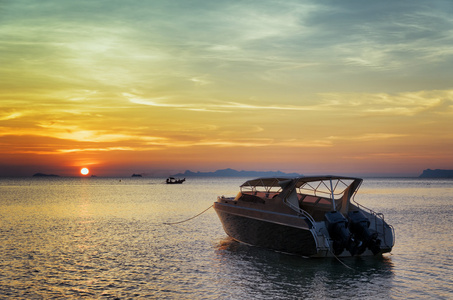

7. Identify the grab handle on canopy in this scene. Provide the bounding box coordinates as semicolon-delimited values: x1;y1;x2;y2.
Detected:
330;179;336;211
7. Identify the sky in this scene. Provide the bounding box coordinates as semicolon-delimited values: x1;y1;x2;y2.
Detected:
1;0;453;177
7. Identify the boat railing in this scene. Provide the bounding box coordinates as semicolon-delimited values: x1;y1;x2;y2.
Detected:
284;199;316;226
284;198;333;253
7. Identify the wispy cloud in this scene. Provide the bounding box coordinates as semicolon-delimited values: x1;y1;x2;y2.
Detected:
217;102;319;111
328;133;407;142
190;75;211;86
319;89;453;116
123;93;331;112
0;112;22;121
125;94;181;108
58;147;135;153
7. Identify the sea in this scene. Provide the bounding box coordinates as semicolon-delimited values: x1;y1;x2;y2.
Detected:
0;177;451;299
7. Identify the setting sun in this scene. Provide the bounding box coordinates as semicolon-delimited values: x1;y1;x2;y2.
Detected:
80;168;89;176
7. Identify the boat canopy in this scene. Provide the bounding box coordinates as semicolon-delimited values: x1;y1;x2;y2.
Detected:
240;177;290;188
240;176;363;213
240;176;362;188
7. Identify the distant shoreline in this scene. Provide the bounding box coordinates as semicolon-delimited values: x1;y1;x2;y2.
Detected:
419;169;453;178
32;173;59;177
170;168;303;178
4;168;453;178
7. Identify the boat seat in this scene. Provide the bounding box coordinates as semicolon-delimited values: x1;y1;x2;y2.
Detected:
300;196;336;221
300;198;347;221
239;193;266;204
301;204;333;221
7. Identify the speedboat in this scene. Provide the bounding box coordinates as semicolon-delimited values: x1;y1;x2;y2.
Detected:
166;177;186;184
214;176;395;257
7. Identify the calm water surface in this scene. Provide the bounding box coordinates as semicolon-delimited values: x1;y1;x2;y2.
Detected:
0;177;451;299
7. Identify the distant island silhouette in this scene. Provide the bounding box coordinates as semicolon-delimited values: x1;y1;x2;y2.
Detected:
171;168;302;178
131;174;143;177
32;173;59;177
419;169;453;178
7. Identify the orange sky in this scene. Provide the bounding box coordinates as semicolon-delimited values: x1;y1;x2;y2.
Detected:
1;1;452;177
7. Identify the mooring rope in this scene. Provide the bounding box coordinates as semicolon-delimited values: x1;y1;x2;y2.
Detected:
329;249;355;271
163;204;213;225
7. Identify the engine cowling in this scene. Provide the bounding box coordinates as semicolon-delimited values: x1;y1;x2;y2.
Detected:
348;210;381;255
324;211;352;255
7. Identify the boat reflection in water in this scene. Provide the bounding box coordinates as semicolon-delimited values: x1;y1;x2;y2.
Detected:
214;236;395;299
214;176;395;257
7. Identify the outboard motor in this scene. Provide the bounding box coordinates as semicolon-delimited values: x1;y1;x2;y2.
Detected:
324;211;352;255
348;211;381;255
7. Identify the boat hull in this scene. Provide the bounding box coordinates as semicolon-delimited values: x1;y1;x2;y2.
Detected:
214;203;318;256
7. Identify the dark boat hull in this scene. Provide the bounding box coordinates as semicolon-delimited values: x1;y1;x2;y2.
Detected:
215;205;318;256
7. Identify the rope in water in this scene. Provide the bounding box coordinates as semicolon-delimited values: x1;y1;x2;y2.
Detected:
329;249;355;271
163;204;213;225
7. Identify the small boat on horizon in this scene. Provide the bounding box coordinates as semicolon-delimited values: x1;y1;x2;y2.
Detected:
214;176;395;257
166;177;186;184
